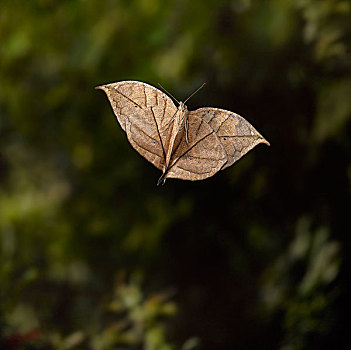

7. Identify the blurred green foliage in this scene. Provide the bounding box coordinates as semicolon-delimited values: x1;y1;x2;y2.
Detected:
1;0;350;349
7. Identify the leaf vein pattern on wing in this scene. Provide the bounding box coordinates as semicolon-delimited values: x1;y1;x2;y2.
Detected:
130;121;159;145
216;115;231;132
195;118;203;137
162;100;166;120
115;90;143;109
143;85;147;107
168;133;183;160
220;135;261;138
176;164;214;175
133;140;161;157
182;154;221;161
150;107;166;162
168;131;219;171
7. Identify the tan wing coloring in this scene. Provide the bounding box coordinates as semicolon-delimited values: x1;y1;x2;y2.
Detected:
188;107;270;170
96;81;178;171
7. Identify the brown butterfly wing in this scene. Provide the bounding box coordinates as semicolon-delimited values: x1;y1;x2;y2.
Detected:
188;108;270;170
96;81;177;171
163;114;227;181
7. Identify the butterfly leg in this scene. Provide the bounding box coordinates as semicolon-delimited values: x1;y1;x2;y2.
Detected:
160;110;177;134
185;116;189;144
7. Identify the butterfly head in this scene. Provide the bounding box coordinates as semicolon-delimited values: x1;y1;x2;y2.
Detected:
177;102;188;128
178;101;187;113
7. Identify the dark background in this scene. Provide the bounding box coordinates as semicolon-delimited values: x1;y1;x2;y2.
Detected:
1;0;351;349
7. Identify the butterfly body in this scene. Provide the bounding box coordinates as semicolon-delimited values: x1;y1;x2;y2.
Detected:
162;102;189;172
96;80;269;184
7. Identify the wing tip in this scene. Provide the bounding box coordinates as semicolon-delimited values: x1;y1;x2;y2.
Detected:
262;138;270;146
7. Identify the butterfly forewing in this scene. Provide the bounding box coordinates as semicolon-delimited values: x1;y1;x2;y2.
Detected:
189;107;270;170
124;108;171;170
96;81;178;170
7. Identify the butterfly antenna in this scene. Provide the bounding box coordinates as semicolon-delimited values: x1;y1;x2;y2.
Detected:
157;83;179;105
183;82;206;104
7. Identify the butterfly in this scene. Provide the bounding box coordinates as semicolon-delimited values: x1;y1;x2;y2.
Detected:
96;80;269;185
